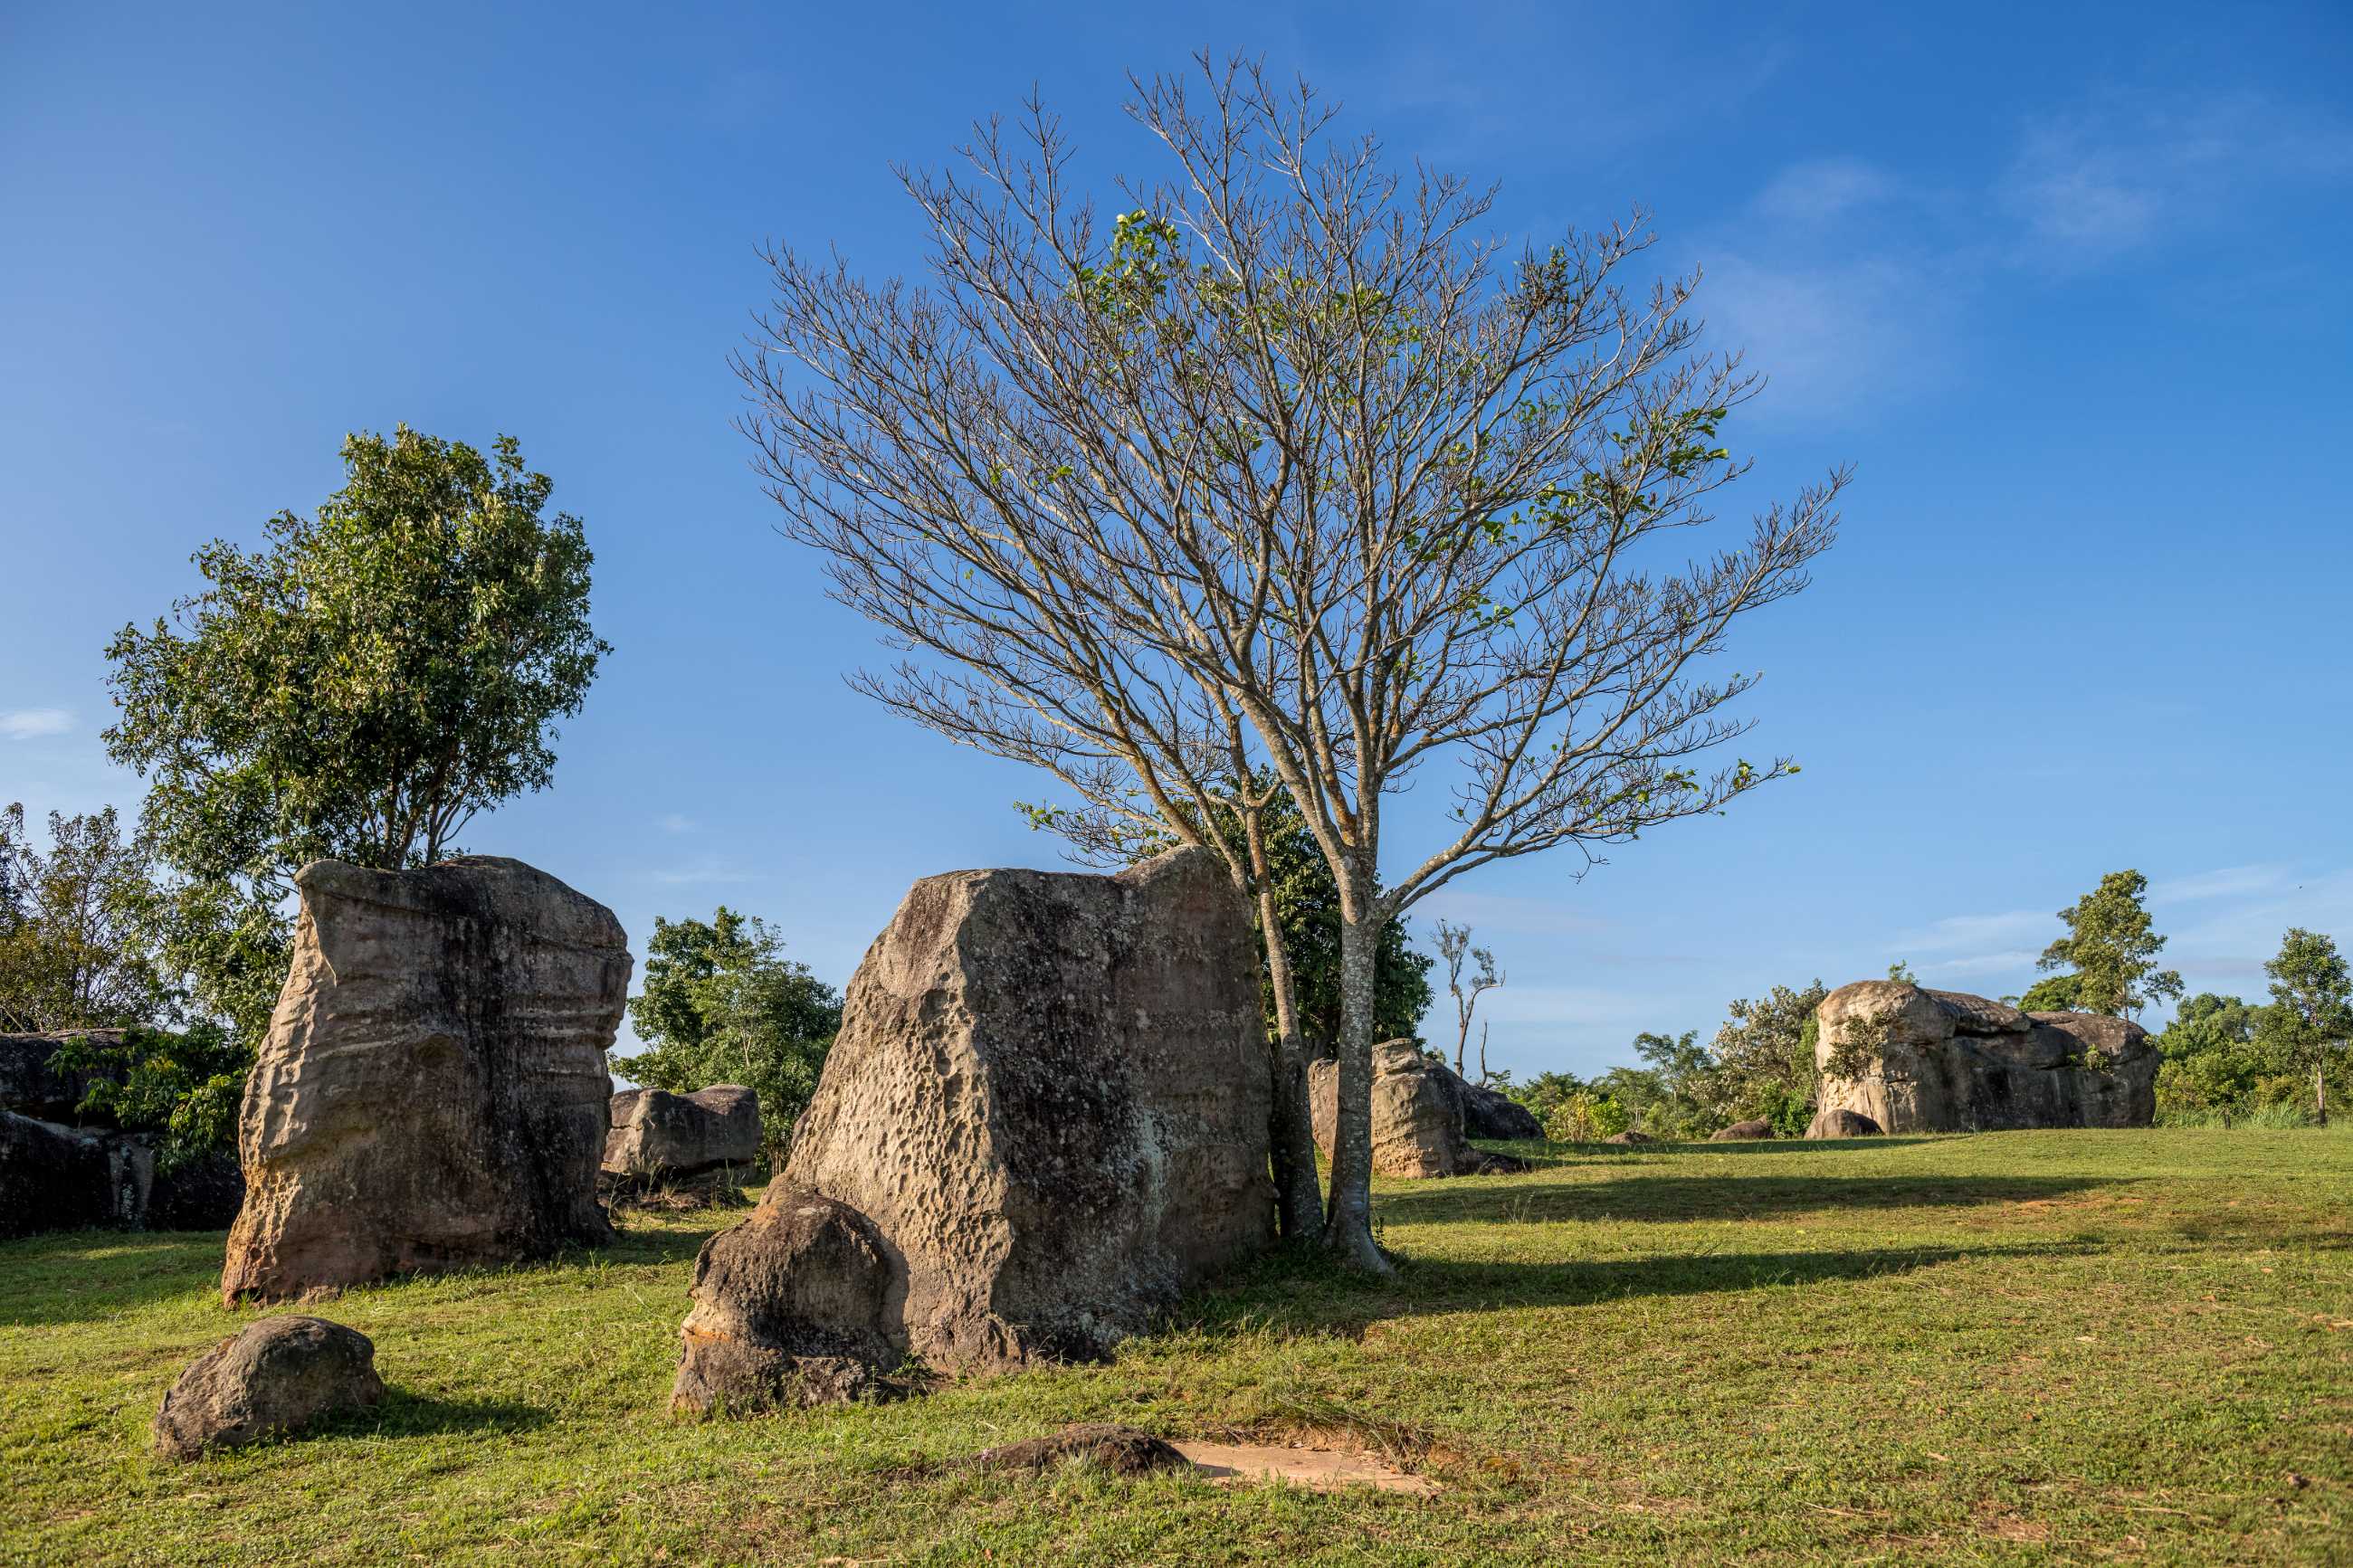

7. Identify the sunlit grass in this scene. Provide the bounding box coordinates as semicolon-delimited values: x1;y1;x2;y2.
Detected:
4;1127;2348;1564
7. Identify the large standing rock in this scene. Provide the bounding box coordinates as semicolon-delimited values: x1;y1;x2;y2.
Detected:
153;1316;385;1459
1310;1041;1522;1177
221;858;630;1306
684;846;1272;1399
605;1085;762;1179
1815;982;2158;1133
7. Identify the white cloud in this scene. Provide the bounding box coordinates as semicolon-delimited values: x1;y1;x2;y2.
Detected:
2149;863;2291;905
655;813;697;835
1894;908;2052;955
0;708;72;740
1751;156;1898;225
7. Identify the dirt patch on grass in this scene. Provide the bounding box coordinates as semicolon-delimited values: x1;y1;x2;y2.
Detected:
1170;1440;1439;1494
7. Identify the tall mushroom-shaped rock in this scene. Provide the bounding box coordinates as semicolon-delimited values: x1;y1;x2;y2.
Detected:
221;857;630;1305
683;846;1273;1398
1814;981;2158;1133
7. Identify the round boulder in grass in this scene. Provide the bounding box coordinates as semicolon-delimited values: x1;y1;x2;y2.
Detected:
154;1316;385;1460
1709;1118;1775;1142
1805;1106;1883;1139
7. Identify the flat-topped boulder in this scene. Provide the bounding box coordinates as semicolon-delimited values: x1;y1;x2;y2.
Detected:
221;857;630;1305
680;846;1273;1403
605;1085;762;1179
1815;982;2157;1133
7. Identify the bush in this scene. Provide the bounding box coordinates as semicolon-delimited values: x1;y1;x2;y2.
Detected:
1546;1091;1630;1143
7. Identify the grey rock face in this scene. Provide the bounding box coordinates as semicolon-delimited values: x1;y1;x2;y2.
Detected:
682;847;1273;1403
605;1085;762;1179
1804;1106;1882;1139
221;857;630;1305
671;1183;899;1412
0;1110;242;1238
1815;982;2158;1133
1445;1068;1544;1140
1311;1041;1497;1177
153;1316;385;1460
0;1031;127;1123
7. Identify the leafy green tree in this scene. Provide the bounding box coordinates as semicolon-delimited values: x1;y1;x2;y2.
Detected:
49;1022;250;1167
616;908;843;1156
2017;972;2086;1012
103;426;610;1070
2035;870;2183;1019
1506;1069;1586;1125
0;803;168;1032
2255;927;2351;1126
1700;981;1829;1126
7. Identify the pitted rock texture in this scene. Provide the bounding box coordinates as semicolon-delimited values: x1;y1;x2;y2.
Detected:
605;1085;762;1179
1310;1040;1497;1178
1815;982;2158;1133
154;1315;385;1460
1805;1106;1882;1139
220;857;629;1305
672;1183;899;1412
767;846;1272;1379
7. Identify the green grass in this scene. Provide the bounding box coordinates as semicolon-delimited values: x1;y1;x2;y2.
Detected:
5;1129;2349;1565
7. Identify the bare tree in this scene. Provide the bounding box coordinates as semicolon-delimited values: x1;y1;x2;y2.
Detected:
738;55;1844;1270
1434;918;1502;1080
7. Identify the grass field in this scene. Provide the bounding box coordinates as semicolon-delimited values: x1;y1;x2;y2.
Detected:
5;1128;2349;1565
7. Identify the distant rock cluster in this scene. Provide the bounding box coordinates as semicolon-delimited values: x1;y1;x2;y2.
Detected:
1308;1042;1531;1177
0;1031;243;1237
1814;981;2158;1133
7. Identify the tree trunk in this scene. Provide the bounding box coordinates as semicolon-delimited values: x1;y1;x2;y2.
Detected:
1322;871;1393;1274
1258;884;1325;1242
2319;1060;2329;1128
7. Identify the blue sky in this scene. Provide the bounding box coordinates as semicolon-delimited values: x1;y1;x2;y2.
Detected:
4;2;2349;1076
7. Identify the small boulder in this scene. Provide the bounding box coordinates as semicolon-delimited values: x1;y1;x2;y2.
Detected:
605;1085;762;1180
1710;1118;1774;1142
1603;1130;1655;1146
153;1316;385;1460
1805;1107;1882;1140
971;1423;1191;1478
671;1183;900;1413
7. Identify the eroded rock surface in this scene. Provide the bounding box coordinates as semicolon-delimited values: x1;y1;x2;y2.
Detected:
1310;1041;1527;1177
672;1183;898;1411
1815;982;2158;1133
154;1316;385;1460
691;847;1271;1395
605;1085;761;1179
221;857;629;1305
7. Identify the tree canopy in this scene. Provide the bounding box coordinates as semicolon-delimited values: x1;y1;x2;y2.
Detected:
0;802;165;1033
2035;870;2182;1019
103;427;609;1050
617;908;843;1155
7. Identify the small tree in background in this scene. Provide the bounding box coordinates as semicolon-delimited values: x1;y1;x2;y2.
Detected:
1434;920;1503;1081
0;802;167;1033
2035;870;2182;1020
617;908;843;1157
1701;980;1828;1131
2257;927;2350;1126
2016;972;2086;1012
